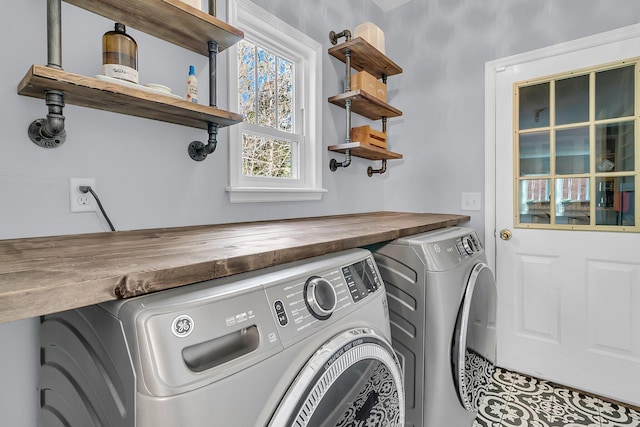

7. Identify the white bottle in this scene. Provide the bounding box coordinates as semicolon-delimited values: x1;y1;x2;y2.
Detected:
186;65;198;103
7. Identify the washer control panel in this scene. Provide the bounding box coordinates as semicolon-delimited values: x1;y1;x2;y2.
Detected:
264;252;384;347
340;256;382;303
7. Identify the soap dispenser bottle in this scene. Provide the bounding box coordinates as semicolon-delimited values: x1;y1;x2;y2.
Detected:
102;23;139;84
186;65;198;103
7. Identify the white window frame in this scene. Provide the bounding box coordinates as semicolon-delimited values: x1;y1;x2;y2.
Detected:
226;0;325;203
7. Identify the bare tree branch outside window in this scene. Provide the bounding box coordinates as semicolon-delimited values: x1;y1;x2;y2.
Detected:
238;40;294;178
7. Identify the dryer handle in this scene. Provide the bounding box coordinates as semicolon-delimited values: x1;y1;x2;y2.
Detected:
182;325;260;372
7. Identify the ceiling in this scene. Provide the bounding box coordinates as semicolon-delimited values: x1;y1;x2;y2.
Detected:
370;0;413;12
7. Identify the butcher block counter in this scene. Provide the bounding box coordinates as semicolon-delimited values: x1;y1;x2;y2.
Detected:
0;211;469;324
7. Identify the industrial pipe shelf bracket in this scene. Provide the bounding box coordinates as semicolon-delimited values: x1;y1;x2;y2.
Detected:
29;0;67;148
188;122;219;161
330;149;352;171
367;159;387;177
188;40;219;161
329;29;352;45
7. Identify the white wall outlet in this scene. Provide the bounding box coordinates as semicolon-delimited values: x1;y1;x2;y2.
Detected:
69;178;96;213
461;192;482;211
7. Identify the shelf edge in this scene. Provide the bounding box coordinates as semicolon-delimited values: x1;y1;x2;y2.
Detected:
64;0;244;54
18;65;243;129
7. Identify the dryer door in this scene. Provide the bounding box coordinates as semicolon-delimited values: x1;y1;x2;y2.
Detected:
452;262;497;412
269;328;405;427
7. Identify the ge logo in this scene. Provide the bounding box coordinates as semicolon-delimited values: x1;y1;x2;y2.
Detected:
171;315;194;338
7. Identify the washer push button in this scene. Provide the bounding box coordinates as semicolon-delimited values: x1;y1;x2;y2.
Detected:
274;300;288;326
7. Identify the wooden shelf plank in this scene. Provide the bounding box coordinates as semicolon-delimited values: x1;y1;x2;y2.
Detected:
64;0;243;54
328;141;403;160
18;65;243;129
328;37;402;78
0;212;469;324
328;90;402;120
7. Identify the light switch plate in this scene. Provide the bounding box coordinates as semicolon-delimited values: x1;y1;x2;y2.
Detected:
461;192;481;211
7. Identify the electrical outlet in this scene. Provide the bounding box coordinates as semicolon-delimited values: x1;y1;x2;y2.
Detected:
69;178;96;212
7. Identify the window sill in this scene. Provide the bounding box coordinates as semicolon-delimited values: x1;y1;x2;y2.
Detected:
226;186;327;203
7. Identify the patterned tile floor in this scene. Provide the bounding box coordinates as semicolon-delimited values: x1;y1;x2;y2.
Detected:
474;368;640;427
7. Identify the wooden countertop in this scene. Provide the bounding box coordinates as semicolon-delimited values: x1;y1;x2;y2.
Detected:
0;211;469;324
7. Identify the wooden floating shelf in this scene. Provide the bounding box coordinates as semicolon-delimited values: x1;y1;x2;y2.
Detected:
328;89;403;120
0;212;469;324
18;65;243;129
328;37;402;78
64;0;244;54
328;141;403;161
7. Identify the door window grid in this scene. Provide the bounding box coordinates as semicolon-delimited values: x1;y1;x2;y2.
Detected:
514;59;639;231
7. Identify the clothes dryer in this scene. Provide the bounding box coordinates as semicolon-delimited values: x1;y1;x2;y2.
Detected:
39;249;405;426
372;227;497;427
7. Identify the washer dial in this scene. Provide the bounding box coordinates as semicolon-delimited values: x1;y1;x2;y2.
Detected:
304;276;337;320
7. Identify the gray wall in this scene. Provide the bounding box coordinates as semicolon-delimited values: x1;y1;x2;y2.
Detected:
3;0;640;425
382;0;640;236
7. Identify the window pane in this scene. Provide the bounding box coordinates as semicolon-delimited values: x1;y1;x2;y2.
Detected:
519;132;550;176
595;65;634;120
242;133;292;178
257;48;276;128
556;127;589;175
596;121;635;172
519;83;550;129
277;57;293;133
519;179;551;224
238;40;256;124
556;75;589;125
596;176;635;226
555;178;590;225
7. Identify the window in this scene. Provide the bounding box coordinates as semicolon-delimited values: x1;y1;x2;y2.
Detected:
515;59;638;231
227;0;325;202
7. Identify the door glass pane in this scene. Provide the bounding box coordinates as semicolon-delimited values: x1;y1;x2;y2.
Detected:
519;132;550;176
556;127;589;174
519;179;551;224
595;65;634;120
556;75;589;125
596;121;635;172
555;178;590;225
596;177;635;226
519;83;550;129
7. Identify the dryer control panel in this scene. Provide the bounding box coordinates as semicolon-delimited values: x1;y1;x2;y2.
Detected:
425;231;484;270
400;227;485;272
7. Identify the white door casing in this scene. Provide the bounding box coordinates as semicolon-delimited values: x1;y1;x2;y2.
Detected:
485;25;640;406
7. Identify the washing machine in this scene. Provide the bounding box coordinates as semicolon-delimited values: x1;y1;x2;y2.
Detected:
371;227;497;427
39;248;405;427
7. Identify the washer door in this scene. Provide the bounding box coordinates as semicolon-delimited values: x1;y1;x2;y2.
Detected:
452;262;497;412
269;328;405;427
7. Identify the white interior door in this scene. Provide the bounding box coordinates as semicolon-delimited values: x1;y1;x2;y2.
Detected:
487;26;640;406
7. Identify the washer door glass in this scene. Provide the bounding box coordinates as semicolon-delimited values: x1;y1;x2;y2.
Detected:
269;328;405;427
452;262;497;412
